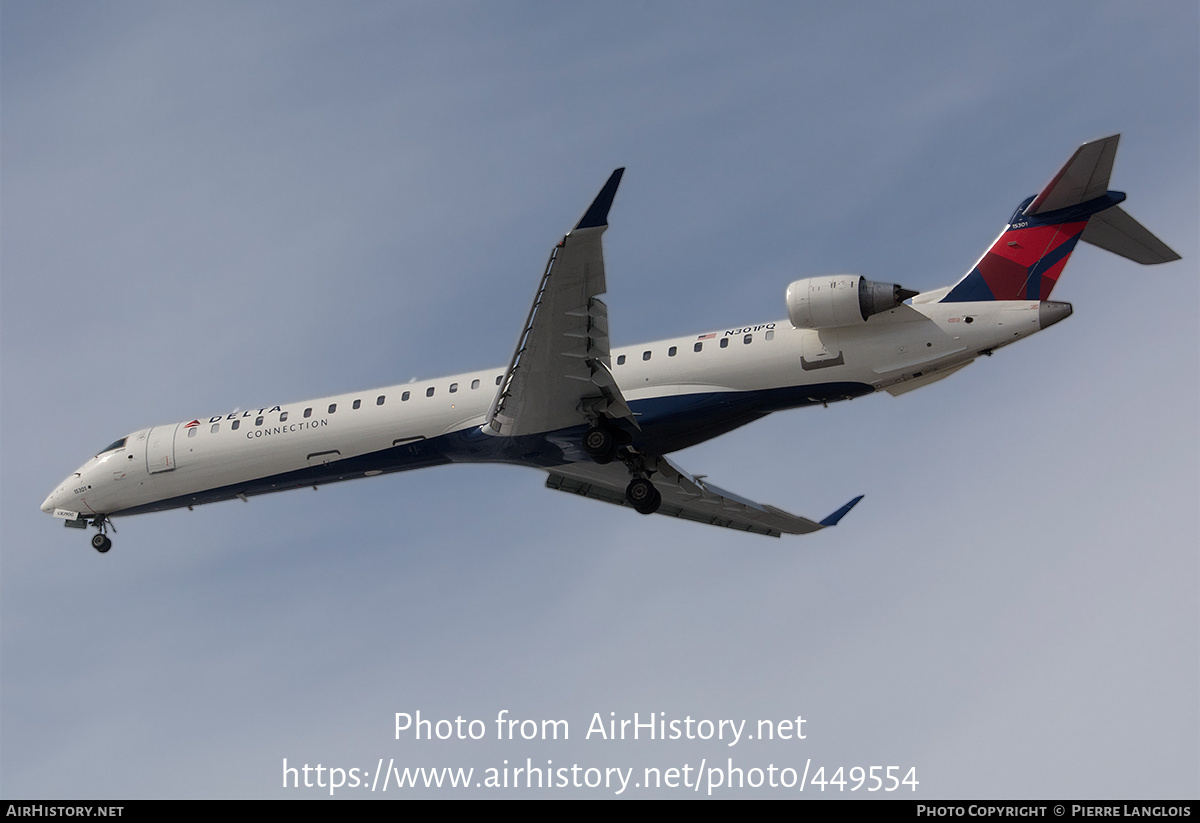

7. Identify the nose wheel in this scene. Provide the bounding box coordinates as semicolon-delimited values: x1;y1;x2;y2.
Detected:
87;516;114;553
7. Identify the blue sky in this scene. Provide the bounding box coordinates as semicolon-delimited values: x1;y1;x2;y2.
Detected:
2;1;1196;798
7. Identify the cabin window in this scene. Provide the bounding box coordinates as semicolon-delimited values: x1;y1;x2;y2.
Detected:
471;379;480;390
669;346;677;357
449;383;458;393
720;338;729;348
402;391;410;401
255;416;264;426
188;426;197;438
211;423;220;434
376;395;385;405
617;355;626;365
496;374;503;385
231;420;240;430
766;330;774;341
353;399;361;410
694;342;703;352
304;408;312;418
744;334;752;344
643;350;651;361
328;404;337;414
426;387;435;397
280;412;288;422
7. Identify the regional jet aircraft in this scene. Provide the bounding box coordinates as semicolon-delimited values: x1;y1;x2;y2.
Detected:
42;135;1179;551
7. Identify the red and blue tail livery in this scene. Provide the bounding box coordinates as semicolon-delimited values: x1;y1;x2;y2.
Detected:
941;198;1089;302
941;135;1178;303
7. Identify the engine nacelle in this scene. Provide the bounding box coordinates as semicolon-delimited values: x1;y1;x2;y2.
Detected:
786;275;916;329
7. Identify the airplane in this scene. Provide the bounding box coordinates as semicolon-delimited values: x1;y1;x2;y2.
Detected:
41;135;1180;552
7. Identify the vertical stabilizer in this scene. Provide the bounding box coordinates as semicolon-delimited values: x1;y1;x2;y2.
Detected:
939;196;1098;302
940;135;1177;303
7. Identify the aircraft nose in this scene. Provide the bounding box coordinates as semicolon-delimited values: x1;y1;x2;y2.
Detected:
41;482;67;515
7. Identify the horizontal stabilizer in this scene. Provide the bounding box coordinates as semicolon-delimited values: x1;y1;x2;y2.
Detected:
1026;134;1119;215
1080;205;1181;264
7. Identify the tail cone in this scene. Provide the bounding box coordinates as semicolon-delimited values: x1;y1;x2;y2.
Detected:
1038;301;1073;329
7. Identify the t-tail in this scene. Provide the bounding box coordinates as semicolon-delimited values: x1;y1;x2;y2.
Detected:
940;134;1180;304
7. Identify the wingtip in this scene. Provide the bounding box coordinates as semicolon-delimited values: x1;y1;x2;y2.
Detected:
574;168;625;230
819;494;864;527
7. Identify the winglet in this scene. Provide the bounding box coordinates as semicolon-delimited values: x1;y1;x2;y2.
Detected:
819;494;864;527
575;168;625;230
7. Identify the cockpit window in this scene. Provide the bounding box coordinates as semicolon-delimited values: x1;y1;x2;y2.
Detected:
99;437;127;454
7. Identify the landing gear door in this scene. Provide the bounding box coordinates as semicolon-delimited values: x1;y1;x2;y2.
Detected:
146;424;178;474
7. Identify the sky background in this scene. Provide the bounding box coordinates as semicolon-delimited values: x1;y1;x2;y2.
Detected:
2;1;1196;799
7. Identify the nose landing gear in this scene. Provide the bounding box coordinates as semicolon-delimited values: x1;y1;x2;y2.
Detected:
87;516;114;553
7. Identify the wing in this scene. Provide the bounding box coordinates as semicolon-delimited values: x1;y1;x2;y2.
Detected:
546;457;863;538
486;169;637;437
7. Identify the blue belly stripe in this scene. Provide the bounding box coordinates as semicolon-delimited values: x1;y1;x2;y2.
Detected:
111;381;873;516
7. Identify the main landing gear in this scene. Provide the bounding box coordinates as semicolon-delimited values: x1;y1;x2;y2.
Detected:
624;475;662;515
581;421;662;515
582;424;618;464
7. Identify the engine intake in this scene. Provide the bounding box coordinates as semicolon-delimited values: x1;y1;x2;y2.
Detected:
786;275;917;329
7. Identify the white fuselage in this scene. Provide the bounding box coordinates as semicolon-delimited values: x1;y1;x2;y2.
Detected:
41;296;1057;522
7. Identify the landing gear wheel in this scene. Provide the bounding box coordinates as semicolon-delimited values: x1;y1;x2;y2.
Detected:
645;488;662;514
625;477;661;515
91;534;112;553
583;425;617;464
